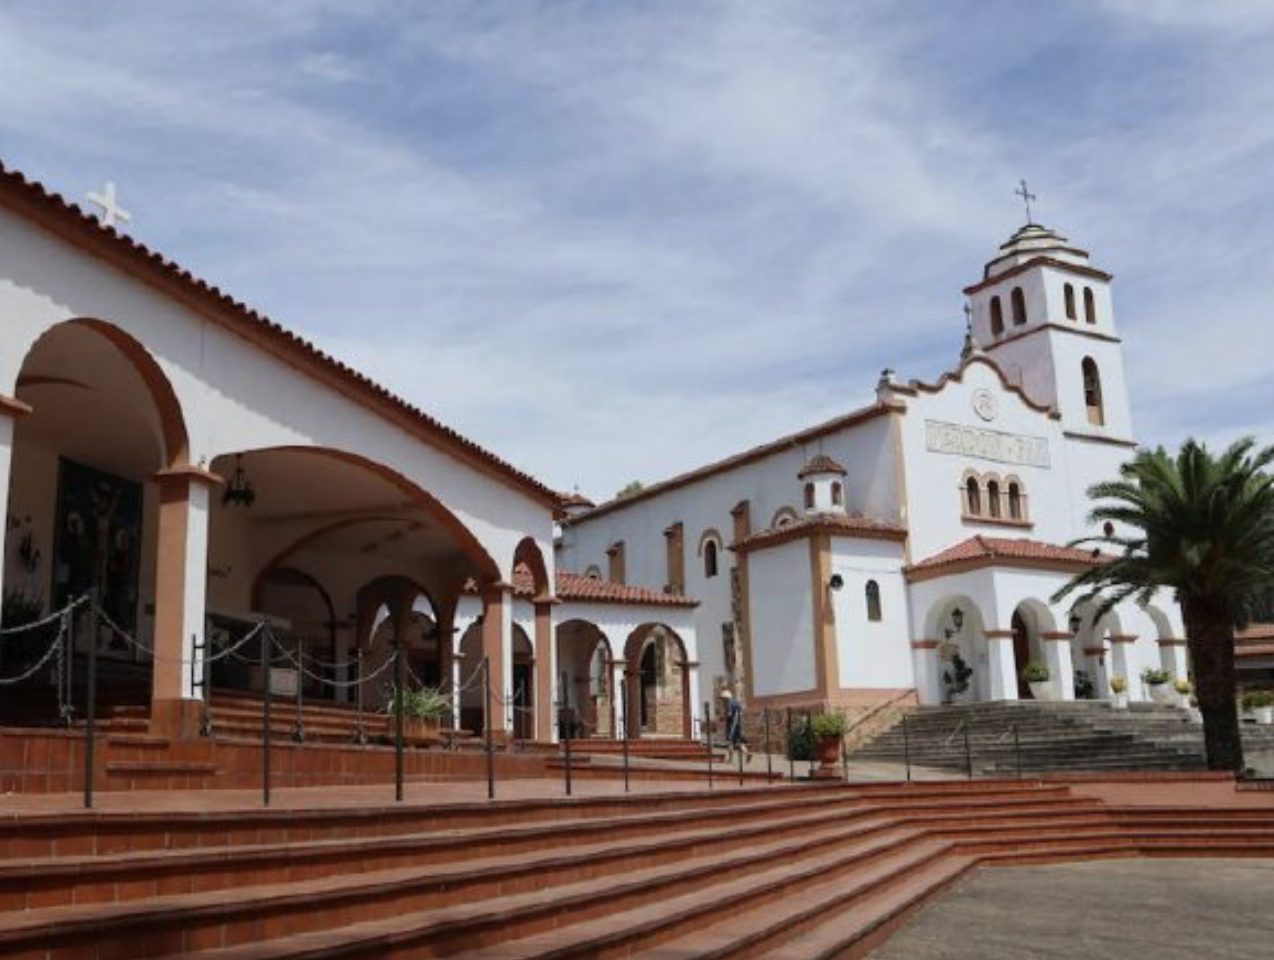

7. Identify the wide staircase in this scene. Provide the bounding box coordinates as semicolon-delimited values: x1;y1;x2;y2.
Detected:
849;701;1274;775
0;778;1272;958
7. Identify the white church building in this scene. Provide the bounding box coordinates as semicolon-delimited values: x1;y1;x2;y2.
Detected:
0;154;1189;748
558;222;1188;717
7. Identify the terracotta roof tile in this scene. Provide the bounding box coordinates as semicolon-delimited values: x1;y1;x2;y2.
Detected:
907;535;1109;578
1237;624;1274;658
0;159;558;506
733;513;907;552
797;454;847;479
465;564;698;609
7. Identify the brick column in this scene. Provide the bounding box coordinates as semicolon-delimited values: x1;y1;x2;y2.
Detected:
1159;637;1189;681
480;582;512;736
0;396;32;611
533;599;555;742
151;465;221;738
1109;634;1139;699
909;640;941;705
985;630;1019;702
1042;631;1076;701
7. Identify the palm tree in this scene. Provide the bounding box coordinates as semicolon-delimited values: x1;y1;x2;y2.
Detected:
1055;438;1274;772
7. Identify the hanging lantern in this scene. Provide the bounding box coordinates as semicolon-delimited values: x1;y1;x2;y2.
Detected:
222;454;256;508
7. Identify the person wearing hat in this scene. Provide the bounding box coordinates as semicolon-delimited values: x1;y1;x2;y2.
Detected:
721;689;750;763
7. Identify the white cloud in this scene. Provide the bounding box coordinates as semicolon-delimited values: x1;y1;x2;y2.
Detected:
0;1;1269;504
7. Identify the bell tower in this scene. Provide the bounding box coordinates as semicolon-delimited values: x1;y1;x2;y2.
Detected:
962;206;1134;444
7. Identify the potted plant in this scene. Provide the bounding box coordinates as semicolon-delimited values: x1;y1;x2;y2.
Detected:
1109;675;1129;710
1023;662;1052;701
809;711;847;776
1173;678;1193;708
1242;690;1274;725
942;653;973;704
1142;668;1174;705
1074;670;1095;701
387;684;449;741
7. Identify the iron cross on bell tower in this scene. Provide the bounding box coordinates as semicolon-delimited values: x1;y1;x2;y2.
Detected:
1015;179;1038;224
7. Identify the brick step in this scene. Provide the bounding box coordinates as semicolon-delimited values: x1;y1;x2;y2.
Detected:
104;761;220;776
150;827;942;959
0;781;854;858
544;758;775;783
0;788;1090;910
445;837;958;960
0;809;940;957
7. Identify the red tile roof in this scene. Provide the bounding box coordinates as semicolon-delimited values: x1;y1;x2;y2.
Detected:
797;454;847;479
906;535;1109;581
0;159;559;507
464;565;698;609
733;513;907;553
563;401;901;524
1237;624;1274;659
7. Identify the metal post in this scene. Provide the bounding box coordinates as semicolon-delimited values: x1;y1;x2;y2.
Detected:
483;656;494;800
293;638;305;743
394;638;404;803
354;648;367;746
763;708;773;783
82;606;95;810
621;680;630;794
563;705;573;797
902;713;912;783
704;700;713;790
262;630;272;808
841;722;849;785
964;720;973;781
737;714;745;788
806;710;814;780
1014;724;1022;780
786;708;794;781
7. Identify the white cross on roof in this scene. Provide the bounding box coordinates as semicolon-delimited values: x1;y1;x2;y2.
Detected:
86;181;132;229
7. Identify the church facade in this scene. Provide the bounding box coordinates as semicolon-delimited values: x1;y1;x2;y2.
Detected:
558;223;1188;716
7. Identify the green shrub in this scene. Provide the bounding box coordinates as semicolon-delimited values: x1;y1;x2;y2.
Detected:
387;685;449;720
810;711;847;738
1022;662;1050;683
1141;668;1171;686
942;653;973;694
1242;690;1274;710
787;716;814;761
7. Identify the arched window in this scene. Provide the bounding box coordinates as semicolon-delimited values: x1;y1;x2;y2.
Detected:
1011;287;1027;326
987;479;1002;519
704;540;719;579
804;483;815;510
1082;357;1105;425
965;476;982;516
990;296;1005;337
831;481;843;506
1064;283;1076;320
1083;287;1097;324
1008;482;1023;520
865;580;882;622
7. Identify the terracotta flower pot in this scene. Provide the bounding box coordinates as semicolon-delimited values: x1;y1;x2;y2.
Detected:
815;734;842;766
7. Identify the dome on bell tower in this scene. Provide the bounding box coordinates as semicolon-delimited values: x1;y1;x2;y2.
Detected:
983;223;1092;280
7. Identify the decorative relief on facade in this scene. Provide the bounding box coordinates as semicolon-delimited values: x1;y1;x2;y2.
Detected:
971;388;998;422
925;419;1050;469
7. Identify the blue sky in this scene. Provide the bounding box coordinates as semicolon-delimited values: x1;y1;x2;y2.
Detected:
1;1;1271;499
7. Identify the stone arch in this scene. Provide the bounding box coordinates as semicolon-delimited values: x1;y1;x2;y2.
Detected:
16;317;190;468
1010;599;1057;698
922;595;990;702
623;623;692;739
556;619;615;738
223;445;501;585
770;506;799;529
513;536;550;599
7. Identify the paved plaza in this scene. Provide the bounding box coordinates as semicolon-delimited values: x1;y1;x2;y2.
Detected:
872;858;1274;959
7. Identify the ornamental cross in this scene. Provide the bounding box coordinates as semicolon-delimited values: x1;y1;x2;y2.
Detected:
86;181;132;229
1015;179;1037;224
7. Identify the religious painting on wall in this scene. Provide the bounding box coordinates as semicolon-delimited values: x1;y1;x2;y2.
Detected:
51;457;144;654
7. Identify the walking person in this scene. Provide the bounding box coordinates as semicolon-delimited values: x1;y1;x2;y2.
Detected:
721;690;750;763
